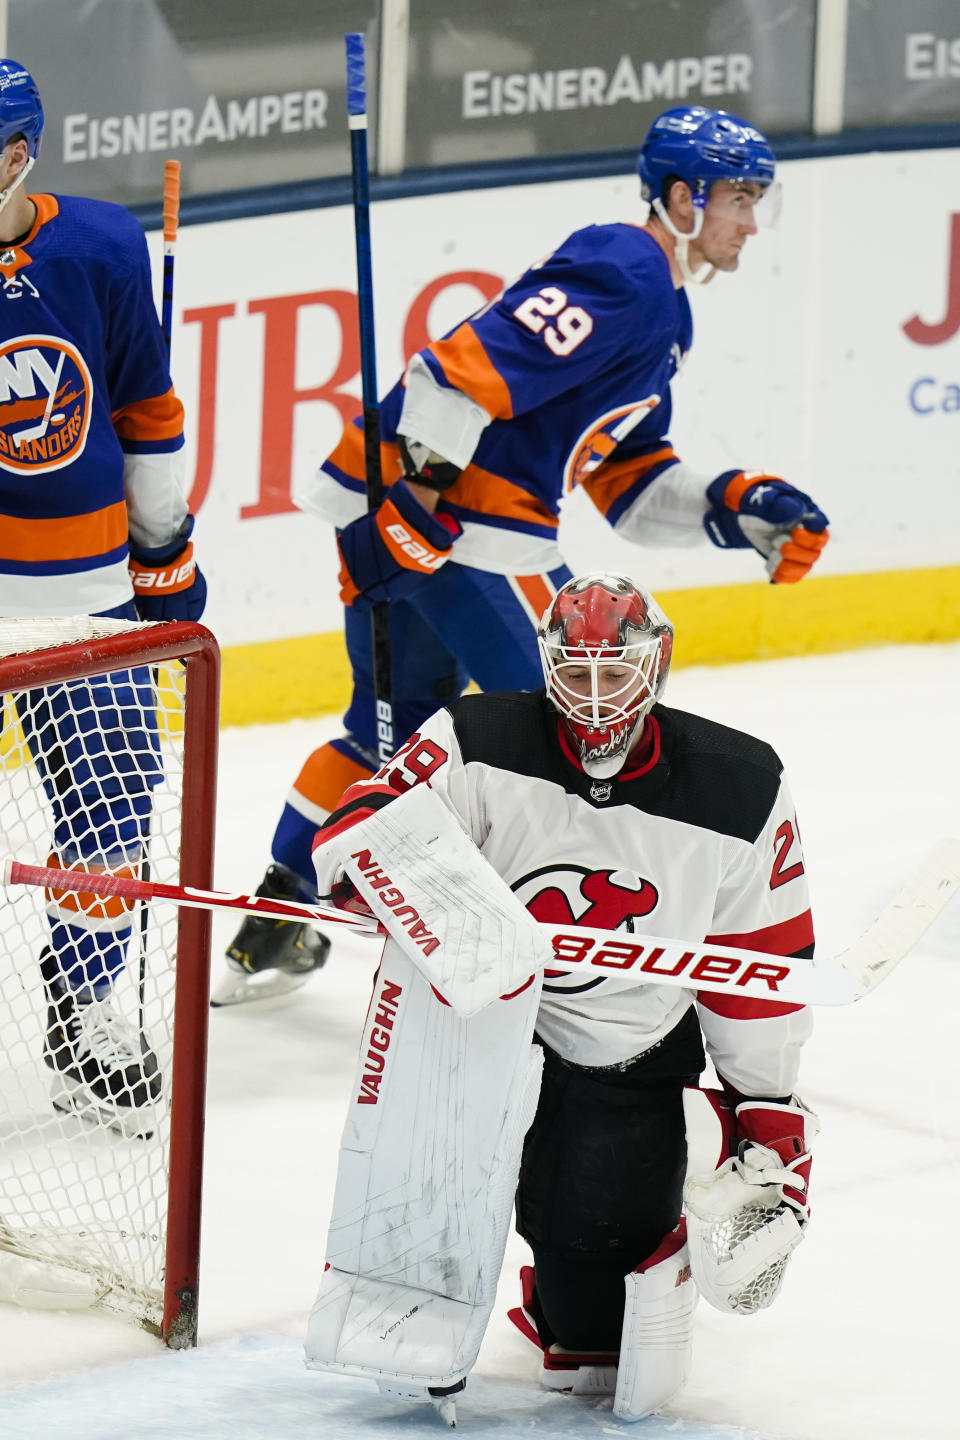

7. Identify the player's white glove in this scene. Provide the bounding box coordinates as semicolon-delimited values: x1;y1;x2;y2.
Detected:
703;470;829;583
682;1088;818;1314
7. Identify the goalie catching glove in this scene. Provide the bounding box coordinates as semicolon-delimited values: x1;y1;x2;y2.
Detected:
337;480;461;608
682;1088;818;1315
703;470;829;583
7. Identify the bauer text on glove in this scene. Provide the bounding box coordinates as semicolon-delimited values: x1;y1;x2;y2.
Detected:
128;514;207;621
703;470;829;583
337;480;462;608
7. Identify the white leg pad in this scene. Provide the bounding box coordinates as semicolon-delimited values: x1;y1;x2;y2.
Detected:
614;1225;696;1421
306;938;543;1388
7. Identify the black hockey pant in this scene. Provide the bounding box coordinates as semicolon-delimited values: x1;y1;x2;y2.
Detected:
515;1006;705;1352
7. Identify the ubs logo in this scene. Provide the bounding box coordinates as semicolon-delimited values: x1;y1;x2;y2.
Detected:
0;335;93;474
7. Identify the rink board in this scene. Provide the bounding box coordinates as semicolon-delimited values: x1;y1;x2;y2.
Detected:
218;562;960;727
142;149;960;668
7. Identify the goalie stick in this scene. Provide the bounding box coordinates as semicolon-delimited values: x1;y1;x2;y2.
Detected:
4;837;959;1009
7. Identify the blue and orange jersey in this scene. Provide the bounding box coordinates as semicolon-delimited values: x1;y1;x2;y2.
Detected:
0;194;185;616
310;222;692;574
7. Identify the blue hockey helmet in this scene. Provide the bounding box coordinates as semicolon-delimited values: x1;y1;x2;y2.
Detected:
637;106;774;208
0;60;44;159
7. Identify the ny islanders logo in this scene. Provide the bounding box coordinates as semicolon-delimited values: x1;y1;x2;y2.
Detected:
563;397;660;491
512;863;659;994
0;335;93;474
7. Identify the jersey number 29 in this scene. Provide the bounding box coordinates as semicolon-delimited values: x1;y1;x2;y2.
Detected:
378;732;448;793
513;286;593;356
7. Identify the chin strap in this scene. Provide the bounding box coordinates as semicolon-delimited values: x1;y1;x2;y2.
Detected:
652;198;715;286
0;156;35;221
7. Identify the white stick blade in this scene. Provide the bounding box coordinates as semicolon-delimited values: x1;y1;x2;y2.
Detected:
834;837;960;992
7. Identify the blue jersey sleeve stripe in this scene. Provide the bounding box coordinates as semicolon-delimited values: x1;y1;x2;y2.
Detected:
597;456;679;528
0;543;128;577
321;460;367;495
440;501;558;540
119;434;186;456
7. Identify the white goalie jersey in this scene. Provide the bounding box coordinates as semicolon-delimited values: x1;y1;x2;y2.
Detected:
314;690;814;1097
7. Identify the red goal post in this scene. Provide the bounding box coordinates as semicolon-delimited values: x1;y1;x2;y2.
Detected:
0;617;219;1347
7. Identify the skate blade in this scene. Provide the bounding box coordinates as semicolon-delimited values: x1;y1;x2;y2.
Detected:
375;1380;460;1427
210;962;317;1007
50;1075;157;1140
430;1394;458;1427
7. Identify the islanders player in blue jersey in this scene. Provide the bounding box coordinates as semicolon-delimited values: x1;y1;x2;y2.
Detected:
0;61;206;1131
217;106;829;1003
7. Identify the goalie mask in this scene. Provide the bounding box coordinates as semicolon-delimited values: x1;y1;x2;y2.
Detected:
538;574;673;779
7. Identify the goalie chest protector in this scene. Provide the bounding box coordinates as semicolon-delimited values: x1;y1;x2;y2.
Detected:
425;690;812;1068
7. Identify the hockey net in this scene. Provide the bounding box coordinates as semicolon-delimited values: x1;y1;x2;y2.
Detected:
0;617;219;1346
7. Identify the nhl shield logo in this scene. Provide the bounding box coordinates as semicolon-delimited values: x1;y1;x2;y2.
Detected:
0;334;93;474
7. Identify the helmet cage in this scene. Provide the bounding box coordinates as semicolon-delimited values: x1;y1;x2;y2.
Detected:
544;640;663;735
537;575;673;779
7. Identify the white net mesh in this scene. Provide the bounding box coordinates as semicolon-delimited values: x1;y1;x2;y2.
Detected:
692;1203;791;1315
0;618;190;1332
0;616;155;658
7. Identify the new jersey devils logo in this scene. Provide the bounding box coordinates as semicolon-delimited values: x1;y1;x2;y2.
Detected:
0;334;93;474
512;864;660;994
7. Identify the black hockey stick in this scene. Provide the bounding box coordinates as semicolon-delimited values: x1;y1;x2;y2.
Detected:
346;31;395;765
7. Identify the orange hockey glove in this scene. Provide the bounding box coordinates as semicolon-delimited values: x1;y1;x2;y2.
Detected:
703;471;829;583
337;481;462;608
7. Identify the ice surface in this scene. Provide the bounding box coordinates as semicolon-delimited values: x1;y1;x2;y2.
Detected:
1;643;958;1440
0;1334;770;1440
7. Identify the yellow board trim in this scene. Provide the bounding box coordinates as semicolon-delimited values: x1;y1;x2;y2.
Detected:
219;565;960;729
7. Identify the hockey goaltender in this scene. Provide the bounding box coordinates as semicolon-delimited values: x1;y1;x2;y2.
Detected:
305;573;818;1425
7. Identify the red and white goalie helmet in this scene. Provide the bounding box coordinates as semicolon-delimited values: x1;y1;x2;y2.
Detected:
537;573;673;779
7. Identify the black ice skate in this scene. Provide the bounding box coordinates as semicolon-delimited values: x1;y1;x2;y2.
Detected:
212;863;331;1007
41;950;161;1140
